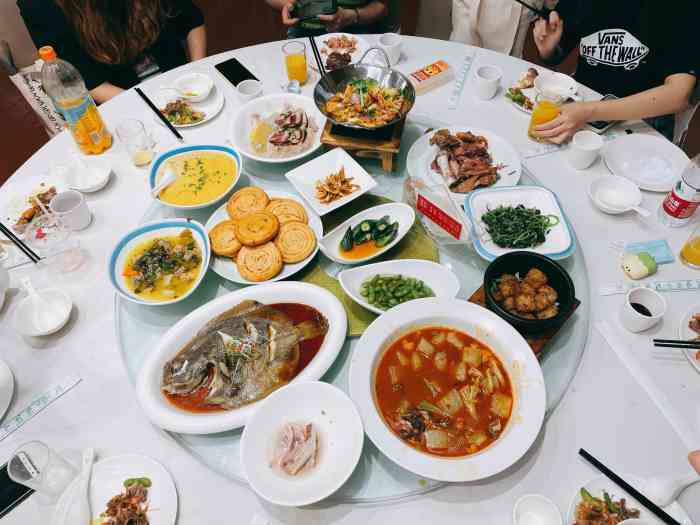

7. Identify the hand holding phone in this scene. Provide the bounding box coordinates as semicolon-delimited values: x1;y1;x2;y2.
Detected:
290;0;338;22
586;94;618;134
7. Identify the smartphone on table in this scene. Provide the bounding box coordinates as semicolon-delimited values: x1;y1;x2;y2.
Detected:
586;94;619;134
214;57;258;88
290;0;338;22
0;462;33;519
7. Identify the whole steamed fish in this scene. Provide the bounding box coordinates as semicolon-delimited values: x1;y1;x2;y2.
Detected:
161;300;328;410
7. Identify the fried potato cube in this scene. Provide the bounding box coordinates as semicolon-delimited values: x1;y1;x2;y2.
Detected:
524;268;548;289
515;293;536;313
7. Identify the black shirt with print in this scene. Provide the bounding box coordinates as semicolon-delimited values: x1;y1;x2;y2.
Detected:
553;0;697;98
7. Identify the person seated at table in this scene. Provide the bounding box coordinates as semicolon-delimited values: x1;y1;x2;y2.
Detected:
450;0;557;58
266;0;392;38
18;0;207;103
531;1;697;143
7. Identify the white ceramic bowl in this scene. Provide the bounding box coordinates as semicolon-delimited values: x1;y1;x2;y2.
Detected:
55;157;111;193
513;494;562;525
338;259;460;315
534;72;579;100
230;93;326;164
348;298;546;482
173;72;214;102
588;176;643;215
319;203;415;265
241;381;363;506
14;288;72;337
108;219;210;306
135;282;347;434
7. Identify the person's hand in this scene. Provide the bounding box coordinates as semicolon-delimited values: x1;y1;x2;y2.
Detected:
317;8;356;32
534;101;594;144
690;450;700;475
281;0;299;26
533;11;564;60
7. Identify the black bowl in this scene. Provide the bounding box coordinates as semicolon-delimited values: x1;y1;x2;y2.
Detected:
483;251;576;335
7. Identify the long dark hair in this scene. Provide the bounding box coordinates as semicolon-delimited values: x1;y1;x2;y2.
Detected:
55;0;166;65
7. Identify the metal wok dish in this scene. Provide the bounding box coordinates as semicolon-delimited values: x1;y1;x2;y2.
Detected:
313;47;416;131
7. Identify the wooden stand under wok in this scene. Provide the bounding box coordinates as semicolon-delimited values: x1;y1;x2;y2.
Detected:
320;119;405;172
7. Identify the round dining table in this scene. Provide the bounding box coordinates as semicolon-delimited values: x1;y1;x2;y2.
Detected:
1;35;699;525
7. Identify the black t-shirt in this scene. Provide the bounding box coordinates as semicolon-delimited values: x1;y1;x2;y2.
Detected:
18;0;204;91
554;0;697;98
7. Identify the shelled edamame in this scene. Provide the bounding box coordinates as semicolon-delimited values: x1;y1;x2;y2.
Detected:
360;274;434;310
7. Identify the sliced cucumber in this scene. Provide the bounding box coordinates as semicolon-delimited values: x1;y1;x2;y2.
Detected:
340;227;354;252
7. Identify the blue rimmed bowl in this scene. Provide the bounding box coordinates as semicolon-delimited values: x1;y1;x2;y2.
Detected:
149;144;242;210
109;219;211;306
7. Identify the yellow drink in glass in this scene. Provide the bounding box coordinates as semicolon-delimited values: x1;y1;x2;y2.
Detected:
283;42;308;85
681;236;700;268
528;95;562;142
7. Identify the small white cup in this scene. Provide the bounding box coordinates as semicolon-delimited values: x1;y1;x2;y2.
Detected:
474;65;502;100
513;494;562;525
49;190;92;231
378;33;402;65
236;79;263;102
568;130;604;170
619;287;666;333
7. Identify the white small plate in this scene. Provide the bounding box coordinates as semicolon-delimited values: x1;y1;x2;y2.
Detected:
603;134;689;192
338;259;460;315
679;303;700;374
153;84;225;128
588;176;643;215
54;157;111;193
241;381;363;507
513;494;562;525
312;33;370;71
52;454;178;525
465;185;575;262
0;359;14;422
506;86;536;115
285;148;377;216
319;203;415;265
204;189;322;285
14;288;72;337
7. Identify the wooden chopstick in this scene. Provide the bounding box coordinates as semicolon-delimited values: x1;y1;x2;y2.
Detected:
0;221;40;264
579;449;681;525
135;87;184;143
308;36;326;77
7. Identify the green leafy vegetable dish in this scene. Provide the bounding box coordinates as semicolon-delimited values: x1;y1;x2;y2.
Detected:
574;487;640;525
481;205;560;249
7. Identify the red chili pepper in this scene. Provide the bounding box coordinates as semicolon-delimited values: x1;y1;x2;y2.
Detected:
35;228;46;240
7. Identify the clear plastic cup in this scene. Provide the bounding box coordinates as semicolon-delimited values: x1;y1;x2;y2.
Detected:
8;441;77;502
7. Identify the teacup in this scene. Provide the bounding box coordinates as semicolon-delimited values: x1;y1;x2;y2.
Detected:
378;33;402;65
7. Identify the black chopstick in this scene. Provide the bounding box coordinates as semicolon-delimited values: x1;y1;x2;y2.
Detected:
0;221;40;264
654;338;700;345
134;87;184;143
654;342;700;349
579;449;681;525
513;0;551;19
308;36;326;77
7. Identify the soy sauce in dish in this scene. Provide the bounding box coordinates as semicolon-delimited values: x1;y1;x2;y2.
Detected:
631;302;652;317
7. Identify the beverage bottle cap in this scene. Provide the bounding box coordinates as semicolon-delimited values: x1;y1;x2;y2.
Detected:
38;46;57;62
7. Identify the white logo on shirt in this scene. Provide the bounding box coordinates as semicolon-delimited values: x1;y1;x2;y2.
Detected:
580;29;649;70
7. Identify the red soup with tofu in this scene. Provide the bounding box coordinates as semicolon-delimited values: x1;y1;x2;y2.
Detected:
374;326;513;457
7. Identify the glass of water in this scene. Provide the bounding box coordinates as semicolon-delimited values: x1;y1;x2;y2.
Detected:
8;441;77;502
116;119;155;167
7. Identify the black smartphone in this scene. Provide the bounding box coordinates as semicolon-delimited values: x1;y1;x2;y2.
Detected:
291;0;337;22
214;57;258;88
586;94;619;134
0;462;33;519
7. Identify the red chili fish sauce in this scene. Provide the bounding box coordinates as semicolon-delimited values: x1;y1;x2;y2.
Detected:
164;367;224;413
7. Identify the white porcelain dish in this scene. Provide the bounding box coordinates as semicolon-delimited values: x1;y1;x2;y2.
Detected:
52;454;178;525
312;33;370;71
348;298;545;482
319;202;415;265
135;282;347;434
588;176;644;214
603;134;689;192
285;147;377;216
534;72;580;101
338;259;460;315
54;157;111;193
14;288;72;337
679;303;700;374
230;93;326;164
0;359;14;422
149;144;242;211
153;83;224;128
204;189;323;285
241;381;363;506
513;494;562;525
465;185;575;261
108;219;210;306
171;72;214;102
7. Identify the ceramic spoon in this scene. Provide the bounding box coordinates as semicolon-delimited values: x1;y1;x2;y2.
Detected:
74;448;95;525
20;277;61;331
637;471;700;507
151;168;177;198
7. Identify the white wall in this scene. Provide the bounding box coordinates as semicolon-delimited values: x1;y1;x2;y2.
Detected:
415;0;452;40
0;0;37;68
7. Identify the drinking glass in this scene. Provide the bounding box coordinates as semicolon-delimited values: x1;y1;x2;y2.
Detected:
283;41;308;85
116;119;155;167
24;214;85;273
528;94;563;142
681;222;700;269
8;441;77;503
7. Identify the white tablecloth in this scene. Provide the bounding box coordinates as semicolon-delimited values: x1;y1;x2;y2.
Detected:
1;36;699;524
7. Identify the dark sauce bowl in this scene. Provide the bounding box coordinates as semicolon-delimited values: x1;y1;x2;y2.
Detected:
484;251;576;335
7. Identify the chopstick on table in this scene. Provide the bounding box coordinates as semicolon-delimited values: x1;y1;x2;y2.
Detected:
513;0;552;19
134;87;184;143
0;221;40;264
578;449;681;525
653;339;700;349
308;36;326;78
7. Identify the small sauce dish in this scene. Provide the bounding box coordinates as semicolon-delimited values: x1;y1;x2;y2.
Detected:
236;79;263;102
172;73;214;102
54;156;111;193
588;176;649;217
513;494;563;525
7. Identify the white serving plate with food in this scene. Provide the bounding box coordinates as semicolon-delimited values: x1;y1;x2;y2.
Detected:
465;185;575;262
108;219;210;306
204;189;323;285
153;83;224;128
149;144;242;210
348;298;545;482
678;303;700;374
240;381;363;506
566;476;693;525
52;454;178;525
603;134;689;192
338;259;460;315
319;203;415;265
230;93;326;164
311;33;370;71
135;282;347;434
285;147;377;216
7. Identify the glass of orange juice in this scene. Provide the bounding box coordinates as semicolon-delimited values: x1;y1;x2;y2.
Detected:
528;94;563;142
681;222;700;269
283;41;308;85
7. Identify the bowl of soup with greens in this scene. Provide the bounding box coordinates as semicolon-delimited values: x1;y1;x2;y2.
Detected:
150;145;241;209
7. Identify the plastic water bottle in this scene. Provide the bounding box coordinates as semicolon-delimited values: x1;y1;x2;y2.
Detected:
39;46;112;155
658;153;700;227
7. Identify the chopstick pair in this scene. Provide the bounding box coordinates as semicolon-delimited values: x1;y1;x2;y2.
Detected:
513;0;552;19
134;87;184;143
0;221;40;264
579;449;681;525
653;338;700;350
308;36;326;77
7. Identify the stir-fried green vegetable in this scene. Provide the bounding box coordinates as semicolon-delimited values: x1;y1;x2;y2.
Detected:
360;274;434;310
481;204;560;249
124;477;152;488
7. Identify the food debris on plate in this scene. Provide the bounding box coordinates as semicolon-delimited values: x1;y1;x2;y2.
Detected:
270;422;320;476
97;477;152;525
160;99;205;125
505;68;538;111
430;129;503;193
315;166;359;204
573;487;640;525
11;184;56;233
516;68;538;89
